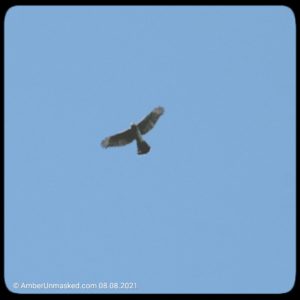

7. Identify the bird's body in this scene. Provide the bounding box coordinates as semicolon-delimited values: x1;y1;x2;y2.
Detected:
101;106;164;155
130;123;151;154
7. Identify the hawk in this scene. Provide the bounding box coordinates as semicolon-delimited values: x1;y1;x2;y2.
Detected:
101;106;165;155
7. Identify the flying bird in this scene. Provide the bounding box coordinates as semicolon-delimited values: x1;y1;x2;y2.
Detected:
101;106;165;155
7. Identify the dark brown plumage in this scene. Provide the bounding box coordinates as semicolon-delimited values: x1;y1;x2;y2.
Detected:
101;106;164;155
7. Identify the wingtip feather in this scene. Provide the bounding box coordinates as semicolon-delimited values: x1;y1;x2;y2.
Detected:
101;138;109;148
155;106;165;115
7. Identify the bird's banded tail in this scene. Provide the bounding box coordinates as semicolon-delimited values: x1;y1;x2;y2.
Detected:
137;140;150;155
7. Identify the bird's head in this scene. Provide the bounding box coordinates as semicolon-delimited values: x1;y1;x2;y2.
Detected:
130;123;137;130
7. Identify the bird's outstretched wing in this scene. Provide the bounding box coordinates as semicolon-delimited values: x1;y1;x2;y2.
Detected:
101;128;135;148
137;106;165;135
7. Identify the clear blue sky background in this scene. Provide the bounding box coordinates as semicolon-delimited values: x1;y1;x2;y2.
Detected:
5;6;295;294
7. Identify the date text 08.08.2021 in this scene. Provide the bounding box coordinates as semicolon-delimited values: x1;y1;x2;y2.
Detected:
98;282;137;289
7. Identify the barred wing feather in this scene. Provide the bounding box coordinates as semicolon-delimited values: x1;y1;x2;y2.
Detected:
137;106;164;135
101;129;135;148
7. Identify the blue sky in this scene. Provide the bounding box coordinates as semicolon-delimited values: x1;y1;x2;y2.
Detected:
5;6;295;294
